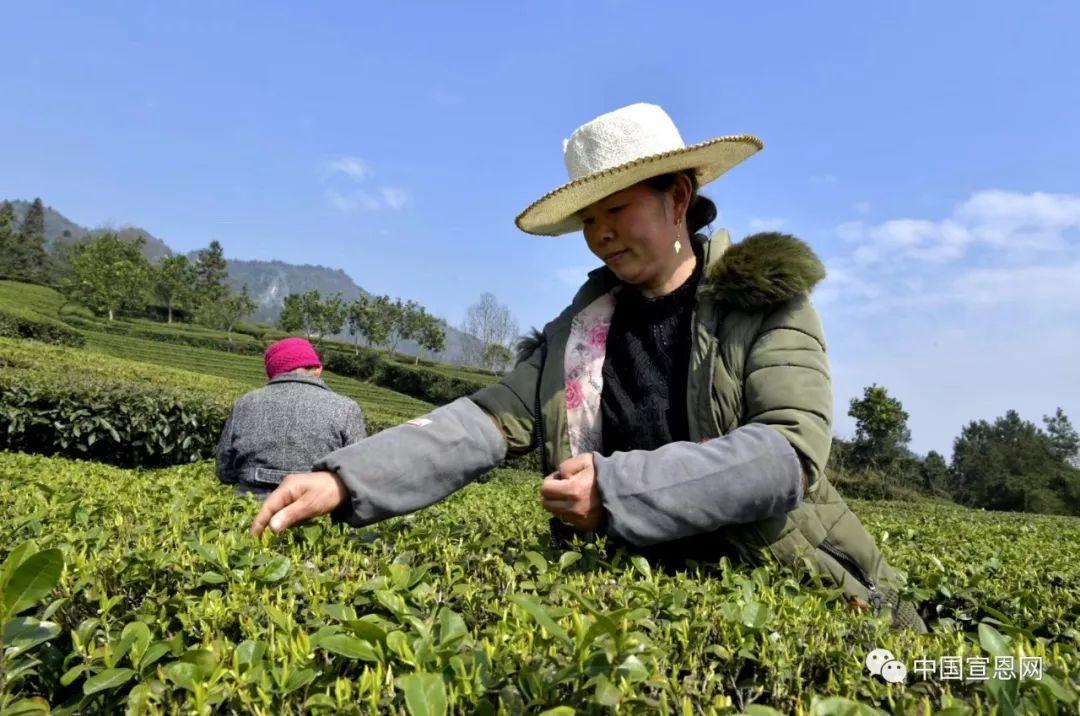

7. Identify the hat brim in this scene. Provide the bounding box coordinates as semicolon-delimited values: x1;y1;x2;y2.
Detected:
515;134;763;236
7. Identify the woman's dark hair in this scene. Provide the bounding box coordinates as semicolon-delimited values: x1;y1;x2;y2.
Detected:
644;171;717;234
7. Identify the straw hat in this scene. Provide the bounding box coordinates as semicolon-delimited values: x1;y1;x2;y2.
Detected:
515;103;763;236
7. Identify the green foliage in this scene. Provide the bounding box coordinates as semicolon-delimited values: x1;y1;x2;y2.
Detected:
1044;407;1080;467
80;329;428;432
322;347;387;381
278;290;347;344
416;313;447;361
152;255;197;323
372;360;488;405
920;450;951;495
192;240;229;307
0;280;85;347
63;313;265;354
951;409;1080;516
0;337;245;466
61;233;152;321
0;306;84;348
1;452;1078;713
848;384;912;472
480;344;513;375
0;540;66;712
195;285;257;337
0;198;50;283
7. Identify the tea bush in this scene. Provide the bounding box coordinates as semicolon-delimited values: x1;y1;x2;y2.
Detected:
1;452;1076;714
371;361;490;405
0;338;245;467
81;331;432;432
0;281;84;347
0;306;85;348
62;315;266;356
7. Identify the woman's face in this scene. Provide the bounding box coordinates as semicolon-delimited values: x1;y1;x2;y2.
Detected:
578;179;688;286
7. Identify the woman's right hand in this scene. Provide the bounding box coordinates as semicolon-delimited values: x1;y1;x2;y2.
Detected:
250;471;348;536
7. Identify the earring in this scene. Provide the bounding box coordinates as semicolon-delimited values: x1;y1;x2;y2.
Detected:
674;221;682;255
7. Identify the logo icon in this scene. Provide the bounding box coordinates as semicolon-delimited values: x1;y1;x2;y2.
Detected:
865;648;907;684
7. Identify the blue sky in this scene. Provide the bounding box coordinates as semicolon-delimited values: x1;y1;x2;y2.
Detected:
3;1;1078;455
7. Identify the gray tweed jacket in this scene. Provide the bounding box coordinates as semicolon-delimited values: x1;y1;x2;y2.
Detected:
216;372;366;497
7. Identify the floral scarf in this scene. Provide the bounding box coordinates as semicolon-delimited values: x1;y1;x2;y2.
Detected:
563;292;617;456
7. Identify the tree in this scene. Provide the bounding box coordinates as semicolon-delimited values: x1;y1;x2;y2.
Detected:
0;202;15;277
0;198;49;282
1043;408;1080;468
63;233;151;320
848;384;911;472
193;240;229;306
387;299;428;356
365;295;395;350
951;410;1080;516
152;255;196;323
920;450;950;495
482;343;514;374
280;294;306;334
278;290;346;344
416;313;447;363
346;296;372;353
313;292;347;343
196;285;257;339
462;292;518;371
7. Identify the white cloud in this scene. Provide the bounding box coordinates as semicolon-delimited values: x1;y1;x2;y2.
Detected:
320;157;410;213
324;156;370;181
748;217;786;232
325;189;381;213
838;189;1080;267
380;187;409;210
955;190;1080;251
949;262;1080;310
817;189;1080;454
852;200;872;215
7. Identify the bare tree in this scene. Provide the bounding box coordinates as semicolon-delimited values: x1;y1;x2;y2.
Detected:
461;292;518;371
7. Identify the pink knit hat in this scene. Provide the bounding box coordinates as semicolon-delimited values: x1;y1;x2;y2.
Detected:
264;337;322;380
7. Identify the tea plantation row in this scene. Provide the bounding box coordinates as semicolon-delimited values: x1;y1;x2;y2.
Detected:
1;452;1077;714
0;280;499;404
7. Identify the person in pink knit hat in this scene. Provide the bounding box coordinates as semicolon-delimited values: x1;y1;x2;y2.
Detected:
215;337;366;499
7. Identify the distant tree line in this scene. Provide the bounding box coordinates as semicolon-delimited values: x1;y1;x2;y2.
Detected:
0;198;49;282
1;198;256;334
835;383;1080;516
276;289;521;373
278;291;448;365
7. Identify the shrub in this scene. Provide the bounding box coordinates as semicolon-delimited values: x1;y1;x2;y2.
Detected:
372;361;489;405
0;306;85;347
0;338;244;467
323;349;488;404
322;348;386;381
1;452;1078;714
62;315;265;355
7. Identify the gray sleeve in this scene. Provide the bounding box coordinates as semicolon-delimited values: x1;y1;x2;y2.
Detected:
593;423;803;546
215;409;239;484
342;401;367;446
315;397;508;528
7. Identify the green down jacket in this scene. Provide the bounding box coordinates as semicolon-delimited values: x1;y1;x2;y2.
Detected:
471;230;927;632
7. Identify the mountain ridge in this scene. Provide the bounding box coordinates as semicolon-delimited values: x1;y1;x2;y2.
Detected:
4;198;479;363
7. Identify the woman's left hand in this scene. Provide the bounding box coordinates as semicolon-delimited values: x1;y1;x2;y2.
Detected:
540;453;606;531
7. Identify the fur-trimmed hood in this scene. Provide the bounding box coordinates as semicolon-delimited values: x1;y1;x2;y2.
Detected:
702;232;825;310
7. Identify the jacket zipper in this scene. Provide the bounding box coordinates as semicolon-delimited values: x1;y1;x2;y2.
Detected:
819;539;885;611
533;335;549;476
